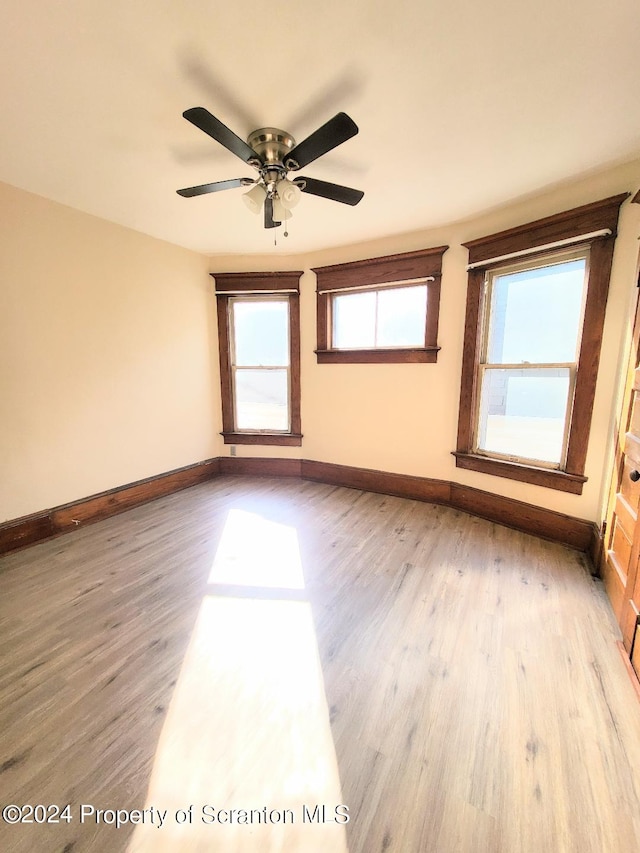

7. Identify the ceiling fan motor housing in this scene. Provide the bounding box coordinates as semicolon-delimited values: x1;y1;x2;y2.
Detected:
247;128;296;166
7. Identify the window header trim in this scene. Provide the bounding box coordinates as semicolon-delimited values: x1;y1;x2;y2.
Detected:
466;229;610;271
211;271;303;294
312;246;448;293
463;193;628;267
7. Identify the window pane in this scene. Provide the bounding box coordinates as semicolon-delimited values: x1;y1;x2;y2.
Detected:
333;291;376;349
233;300;289;366
333;286;428;349
477;367;571;465
235;369;289;431
487;259;586;364
377;286;427;347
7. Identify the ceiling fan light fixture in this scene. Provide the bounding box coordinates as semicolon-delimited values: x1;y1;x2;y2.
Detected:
242;183;267;214
272;197;293;223
277;178;301;210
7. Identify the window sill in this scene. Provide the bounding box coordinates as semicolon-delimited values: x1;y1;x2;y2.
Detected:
452;452;587;494
221;432;303;447
315;347;440;364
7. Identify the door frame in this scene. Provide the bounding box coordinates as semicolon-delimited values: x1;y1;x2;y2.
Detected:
601;228;640;663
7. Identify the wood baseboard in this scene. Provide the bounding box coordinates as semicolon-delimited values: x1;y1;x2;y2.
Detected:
219;457;302;477
0;455;596;559
588;524;606;577
302;460;594;553
0;511;53;554
301;459;450;503
0;458;220;555
449;481;595;553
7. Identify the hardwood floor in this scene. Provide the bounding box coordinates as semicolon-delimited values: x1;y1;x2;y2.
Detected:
1;477;639;852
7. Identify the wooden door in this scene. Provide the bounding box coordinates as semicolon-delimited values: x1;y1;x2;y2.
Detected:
604;256;640;668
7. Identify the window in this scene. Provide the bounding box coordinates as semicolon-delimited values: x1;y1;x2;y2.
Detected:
476;251;587;468
454;193;628;494
332;284;428;349
231;297;290;432
313;246;448;363
212;271;302;446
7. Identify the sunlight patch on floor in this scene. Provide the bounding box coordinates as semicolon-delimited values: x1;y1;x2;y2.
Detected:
128;511;348;852
208;509;305;589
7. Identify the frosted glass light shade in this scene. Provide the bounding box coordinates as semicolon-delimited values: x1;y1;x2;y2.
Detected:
272;198;293;223
277;179;301;209
242;183;267;214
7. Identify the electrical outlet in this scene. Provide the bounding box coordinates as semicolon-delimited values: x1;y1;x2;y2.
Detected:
230;445;236;457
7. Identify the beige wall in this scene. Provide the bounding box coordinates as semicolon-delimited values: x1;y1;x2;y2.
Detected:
2;160;639;527
0;181;221;521
211;158;640;523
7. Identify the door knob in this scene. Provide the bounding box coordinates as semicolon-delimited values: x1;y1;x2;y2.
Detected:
631;470;640;482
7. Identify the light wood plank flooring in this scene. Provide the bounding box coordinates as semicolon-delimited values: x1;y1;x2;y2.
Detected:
1;477;639;852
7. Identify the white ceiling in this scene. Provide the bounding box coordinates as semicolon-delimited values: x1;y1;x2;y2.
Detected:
2;0;640;256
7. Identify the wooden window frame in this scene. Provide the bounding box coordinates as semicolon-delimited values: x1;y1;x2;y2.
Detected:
312;247;448;364
454;194;628;494
211;271;303;446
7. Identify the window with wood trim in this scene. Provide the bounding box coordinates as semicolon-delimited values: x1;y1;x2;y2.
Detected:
313;247;448;364
454;194;628;494
211;271;303;446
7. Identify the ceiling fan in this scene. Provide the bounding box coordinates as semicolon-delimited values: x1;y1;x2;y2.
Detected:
176;107;364;229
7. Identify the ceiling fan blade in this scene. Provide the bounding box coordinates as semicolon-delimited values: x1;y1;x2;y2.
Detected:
176;178;251;197
183;107;260;165
295;177;364;206
264;196;281;229
285;113;358;170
